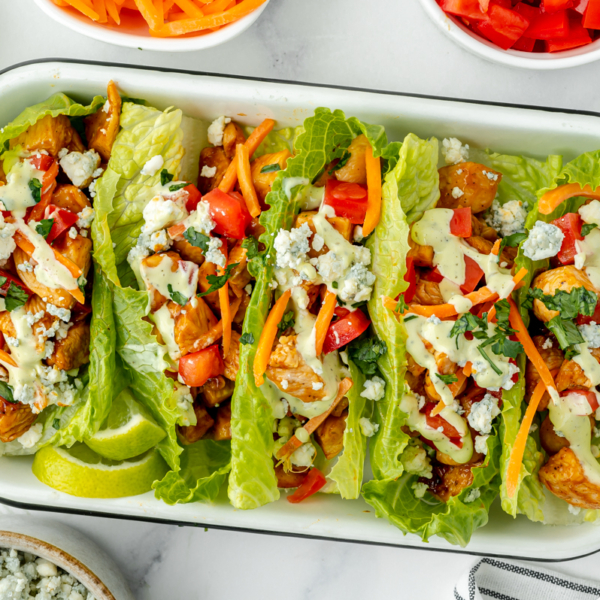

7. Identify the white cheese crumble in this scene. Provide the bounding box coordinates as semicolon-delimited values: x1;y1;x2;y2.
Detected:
59;150;101;188
141;195;188;236
0;212;17;262
522;221;564;261
359;417;379;437
451;186;464;199
312;233;325;252
442;137;469;165
485;199;527;237
207;116;231;146
568;504;582;515
17;423;43;448
483;170;499;182
360;376;386;401
579;200;600;225
68;227;78;239
542;338;553;350
464;487;481;503
467;393;500;435
200;165;217;178
5;336;19;347
281;379;289;390
338;264;376;304
140;154;164;176
290;442;316;468
579;322;600;348
401;443;432;478
46;304;71;323
17;262;33;273
412;481;429;499
311;381;324;391
206;237;226;268
475;434;489;455
274;223;312;269
427;314;442;325
353;226;364;243
185;200;215;235
76;206;95;229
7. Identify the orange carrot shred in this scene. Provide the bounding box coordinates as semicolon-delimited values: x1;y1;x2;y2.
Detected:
538;183;600;216
0;349;17;368
236;144;261;218
219;245;231;356
463;362;473;377
63;0;100;19
362;145;382;237
314;290;337;356
491;239;501;256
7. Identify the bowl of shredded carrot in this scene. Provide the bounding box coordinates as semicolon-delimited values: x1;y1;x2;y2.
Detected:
34;0;270;51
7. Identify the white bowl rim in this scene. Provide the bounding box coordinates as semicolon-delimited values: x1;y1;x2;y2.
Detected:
418;0;600;70
0;530;115;600
33;0;270;52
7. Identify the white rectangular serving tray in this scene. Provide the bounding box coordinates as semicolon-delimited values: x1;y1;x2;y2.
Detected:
1;59;600;561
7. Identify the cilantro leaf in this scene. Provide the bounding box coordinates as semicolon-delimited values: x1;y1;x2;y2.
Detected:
436;373;458;385
28;178;42;204
183;228;210;253
582;223;598;237
35;219;54;239
499;231;528;256
546;316;584;354
77;275;87;295
348;335;388;376
260;163;281;174
523;287;596;320
0;276;7;288
395;295;408;313
197;263;240;297
0;381;15;403
491;337;523;359
277;311;295;333
5;282;28;312
168;284;188;307
477;345;502;375
169;182;188;192
240;333;255;345
53;418;61;430
241;236;260;260
160;169;174;186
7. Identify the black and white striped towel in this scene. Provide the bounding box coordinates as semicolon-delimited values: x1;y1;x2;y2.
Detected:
455;558;600;600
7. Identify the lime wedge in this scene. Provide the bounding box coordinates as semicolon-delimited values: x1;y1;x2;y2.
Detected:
84;388;166;461
32;443;168;498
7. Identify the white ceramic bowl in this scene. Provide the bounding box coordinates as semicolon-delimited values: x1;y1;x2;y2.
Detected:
418;0;600;70
33;0;270;52
0;515;134;600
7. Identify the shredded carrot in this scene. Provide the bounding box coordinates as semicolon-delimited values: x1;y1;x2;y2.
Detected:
218;118;275;193
92;0;108;22
512;267;528;287
362;145;382;237
314;290;337;356
506;379;546;499
277;378;353;460
202;0;233;13
487;305;496;323
254;289;292;387
174;0;204;16
236;144;261;218
538;183;600;216
167;222;186;239
105;0;121;23
219;246;231;356
0;349;17;368
507;297;556;395
133;0;162;30
463;362;473;377
491;239;501;256
63;0;100;19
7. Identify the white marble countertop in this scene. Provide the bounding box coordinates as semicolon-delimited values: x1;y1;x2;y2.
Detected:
2;1;600;598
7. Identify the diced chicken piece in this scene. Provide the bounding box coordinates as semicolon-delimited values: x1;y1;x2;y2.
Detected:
422;463;474;503
540;414;573;455
47;321;90;371
438;162;501;214
331;396;349;418
250;150;292;204
464;235;515;265
334;134;369;185
266;335;327;402
539;447;600;509
228;241;252;290
274;461;308;488
169;297;218;357
52;185;91;214
294;210;353;258
314;410;348;459
407;234;434;268
407;354;426;378
526;336;564;412
436;447;483;466
223;331;241;381
178;404;214;444
10;114;85;157
532;266;598;323
413;278;444;306
425;369;465;402
557;348;600;392
172;237;205;266
405;370;426;397
198;260;220;313
222;122;246;161
232;291;250;325
198;146;230;194
212;404;232;441
84;80;122;162
0;398;37;443
201;375;235;408
471;214;498;241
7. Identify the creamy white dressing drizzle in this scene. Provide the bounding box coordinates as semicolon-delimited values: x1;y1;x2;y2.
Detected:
400;392;473;464
149;304;180;361
573;343;600;386
282;177;309;201
140;254;198;303
578;228;600;290
0;159;44;218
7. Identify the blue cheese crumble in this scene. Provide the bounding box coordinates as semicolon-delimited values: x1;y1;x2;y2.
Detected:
360;376;385;401
442;138;469;165
467;393;500;435
579;322;600;348
522;221;564;261
485;199;527;237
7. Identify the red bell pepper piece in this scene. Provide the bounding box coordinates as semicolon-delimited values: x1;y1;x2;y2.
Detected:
525;9;570;40
512;36;536;51
542;0;574;12
178;345;224;387
551;212;583;265
574;0;590;14
287;468;327;503
583;0;600;28
29;154;54;172
422;267;444;284
0;270;32;297
560;389;599;413
44;205;79;244
323;308;371;354
476;4;530;50
460;256;485;294
438;0;487;20
422;402;463;448
450;207;472;238
546;14;592;51
403;256;417;303
184;184;202;213
323;179;368;224
201;189;251;240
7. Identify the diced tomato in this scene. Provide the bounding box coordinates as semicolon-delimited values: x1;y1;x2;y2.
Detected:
525;9;570;39
460;256;484;294
450;207;472;238
583;0;600;28
287;468;327;503
0;270;32;297
323;179;368;225
512;35;536;51
333;306;351;319
476;4;530;50
323;309;371;354
542;0;574;12
576;298;600;325
404;256;417;303
438;0;487;21
546;13;592;51
201;189;251;240
43;205;79;244
184;184;202;213
422;267;444;284
178;345;224;387
422;402;463;448
29;154;54;172
560;389;599;413
551;212;583;265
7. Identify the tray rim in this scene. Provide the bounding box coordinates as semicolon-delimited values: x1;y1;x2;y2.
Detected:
1;57;600;562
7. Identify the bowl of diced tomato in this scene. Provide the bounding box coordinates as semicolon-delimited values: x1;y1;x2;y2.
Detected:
419;0;600;69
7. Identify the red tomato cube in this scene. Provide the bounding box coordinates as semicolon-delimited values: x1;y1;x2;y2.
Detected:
323;179;368;224
202;189;251;239
178;345;224;387
551;212;583;265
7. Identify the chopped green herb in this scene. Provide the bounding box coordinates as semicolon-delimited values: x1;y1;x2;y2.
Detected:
53;418;61;430
169;182;188;193
278;311;295;333
436;373;458;385
241;236;260;260
260;163;281;174
2;140;9;152
184;228;210;253
240;333;255;345
546;316;584;355
160;169;174;186
28;178;42;204
332;281;339;289
395;295;408;313
403;315;418;322
499;231;528;256
197;263;240;297
351;300;368;309
0;276;7;288
582;223;598;237
348;335;387;376
35;219;54;240
477;345;502;375
523;287;596;321
77;275;87;296
0;381;15;403
168;284;188;307
5;283;28;312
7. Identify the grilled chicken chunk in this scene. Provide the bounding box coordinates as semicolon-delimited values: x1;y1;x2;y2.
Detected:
0;398;37;443
10;114;85;156
314;411;348;459
422;463;475;503
178;404;214;444
334;134;369;185
526;336;564;412
47;321;90;371
438;162;501;214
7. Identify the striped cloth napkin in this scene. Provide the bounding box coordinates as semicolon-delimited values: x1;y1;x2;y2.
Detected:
455;557;600;600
